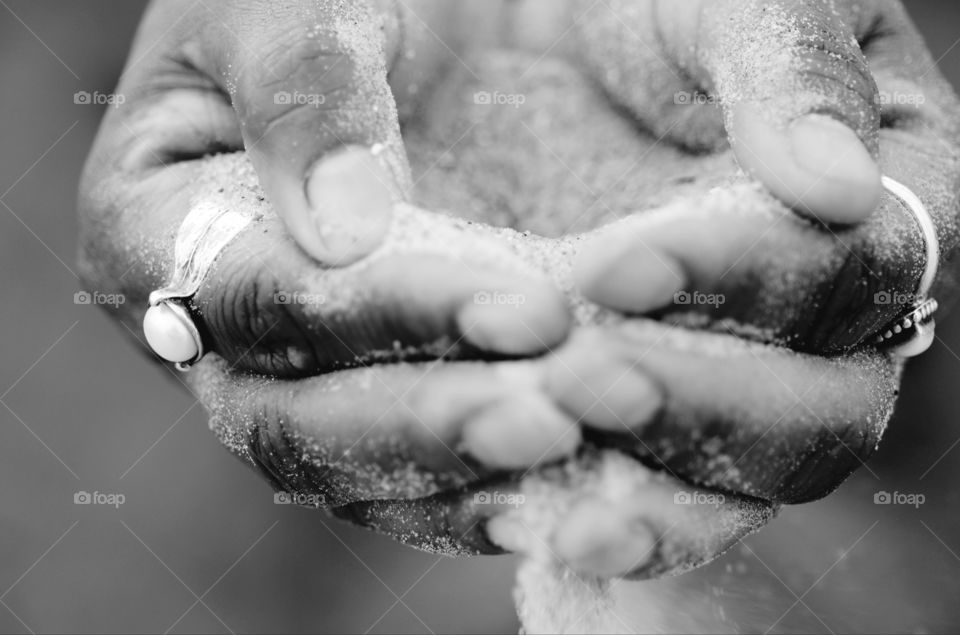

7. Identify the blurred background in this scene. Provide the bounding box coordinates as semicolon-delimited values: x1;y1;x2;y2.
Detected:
1;1;959;633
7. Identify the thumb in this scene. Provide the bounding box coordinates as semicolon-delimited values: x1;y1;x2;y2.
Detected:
696;0;883;224
211;0;410;266
574;0;883;224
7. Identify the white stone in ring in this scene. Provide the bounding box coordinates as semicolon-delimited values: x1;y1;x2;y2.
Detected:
143;301;202;365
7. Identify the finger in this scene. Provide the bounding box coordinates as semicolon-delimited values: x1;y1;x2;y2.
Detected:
189;355;580;507
575;0;884;223
572;183;923;354
543;323;900;504
201;0;411;265
189;168;571;376
337;450;776;579
533;341;664;434
701;0;882;223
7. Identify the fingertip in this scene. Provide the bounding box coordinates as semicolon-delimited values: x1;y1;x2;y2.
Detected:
545;353;664;434
409;368;518;436
457;282;572;356
574;232;686;314
460;393;580;470
298;145;395;265
486;514;536;554
788;114;882;222
732;105;882;224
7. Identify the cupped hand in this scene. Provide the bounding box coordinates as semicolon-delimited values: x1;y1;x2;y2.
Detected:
571;0;960;354
77;0;586;511
339;0;960;580
550;0;960;577
563;0;958;577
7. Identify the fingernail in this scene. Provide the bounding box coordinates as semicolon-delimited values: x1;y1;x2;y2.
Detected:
575;239;686;314
554;499;657;578
460;393;580;470
305;145;394;264
789;114;881;190
486;514;535;554
457;287;568;355
549;362;663;432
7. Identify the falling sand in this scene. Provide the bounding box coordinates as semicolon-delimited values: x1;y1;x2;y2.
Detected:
502;450;775;633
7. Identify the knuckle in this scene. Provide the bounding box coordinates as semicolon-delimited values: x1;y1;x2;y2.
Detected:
203;254;274;346
714;0;880;145
728;165;948;357
793;37;879;134
200;255;325;375
633;384;889;504
246;396;338;506
772;415;883;504
797;243;887;353
753;360;894;503
785;4;881;124
233;24;378;138
192;224;330;376
790;213;924;354
192;365;337;506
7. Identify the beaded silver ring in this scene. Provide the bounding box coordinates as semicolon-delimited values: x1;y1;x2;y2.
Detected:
873;176;940;358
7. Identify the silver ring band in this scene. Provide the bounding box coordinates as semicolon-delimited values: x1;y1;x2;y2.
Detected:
874;176;940;357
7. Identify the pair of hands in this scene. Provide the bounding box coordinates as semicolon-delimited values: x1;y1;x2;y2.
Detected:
78;0;960;578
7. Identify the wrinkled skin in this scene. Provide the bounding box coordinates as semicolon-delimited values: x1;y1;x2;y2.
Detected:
78;0;960;578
